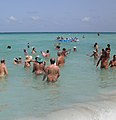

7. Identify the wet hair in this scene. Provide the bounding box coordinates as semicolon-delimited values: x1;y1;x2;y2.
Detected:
56;46;60;49
7;46;11;49
105;48;109;51
14;58;18;63
50;58;55;64
107;44;110;47
18;56;22;59
62;48;66;51
46;50;49;53
24;49;27;52
113;55;116;58
35;57;38;61
32;47;35;50
94;43;98;48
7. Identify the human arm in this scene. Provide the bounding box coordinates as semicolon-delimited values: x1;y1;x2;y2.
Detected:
57;67;60;78
90;54;94;57
4;66;8;75
96;56;101;67
42;67;48;81
32;63;35;72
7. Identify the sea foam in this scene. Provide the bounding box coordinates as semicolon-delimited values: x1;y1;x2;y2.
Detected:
39;95;116;120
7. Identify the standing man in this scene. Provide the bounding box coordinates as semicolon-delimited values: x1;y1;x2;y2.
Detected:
43;58;60;82
32;57;45;75
56;52;65;67
109;55;116;68
96;50;109;69
0;59;8;76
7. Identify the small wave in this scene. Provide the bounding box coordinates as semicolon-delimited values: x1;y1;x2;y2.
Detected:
39;98;116;120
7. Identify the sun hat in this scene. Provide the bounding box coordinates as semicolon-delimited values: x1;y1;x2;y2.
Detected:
36;57;43;63
25;55;32;62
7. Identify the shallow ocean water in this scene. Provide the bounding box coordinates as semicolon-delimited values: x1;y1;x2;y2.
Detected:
0;32;116;120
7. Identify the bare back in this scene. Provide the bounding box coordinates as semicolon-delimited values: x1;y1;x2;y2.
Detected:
0;64;8;76
46;64;60;82
56;55;65;66
34;62;45;75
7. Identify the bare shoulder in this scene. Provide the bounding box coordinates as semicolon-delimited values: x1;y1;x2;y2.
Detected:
55;65;60;69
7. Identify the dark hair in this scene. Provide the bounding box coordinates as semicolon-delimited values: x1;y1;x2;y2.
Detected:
63;48;66;51
46;50;49;53
1;59;5;63
57;52;61;56
107;44;110;47
113;55;116;58
7;46;11;49
94;43;97;47
50;58;55;64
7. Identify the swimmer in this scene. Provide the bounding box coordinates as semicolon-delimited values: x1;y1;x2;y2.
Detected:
24;49;28;56
13;58;19;65
105;44;111;58
61;48;71;57
7;46;11;49
96;50;109;69
90;50;99;59
18;56;22;64
94;43;98;52
24;55;32;68
109;55;116;68
73;46;77;52
31;47;36;54
56;52;65;67
45;50;50;58
32;57;45;75
55;43;61;50
0;59;8;76
27;43;30;48
43;58;60;82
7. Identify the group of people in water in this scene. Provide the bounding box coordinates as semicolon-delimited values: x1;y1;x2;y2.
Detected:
9;42;72;82
89;42;116;69
0;40;115;82
56;36;79;42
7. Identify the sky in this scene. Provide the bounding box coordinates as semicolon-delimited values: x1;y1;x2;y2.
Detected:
0;0;116;32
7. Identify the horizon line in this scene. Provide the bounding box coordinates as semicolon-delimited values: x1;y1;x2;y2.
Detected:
0;31;116;34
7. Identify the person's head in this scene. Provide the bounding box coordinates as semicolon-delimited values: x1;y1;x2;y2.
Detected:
14;58;18;63
32;47;35;50
107;44;110;48
57;52;61;56
113;55;116;60
7;46;11;49
105;47;109;52
18;56;22;60
102;50;108;57
73;46;76;51
24;49;27;52
1;59;5;64
46;50;49;53
62;48;66;51
50;58;55;64
102;48;104;51
94;43;97;47
25;55;32;62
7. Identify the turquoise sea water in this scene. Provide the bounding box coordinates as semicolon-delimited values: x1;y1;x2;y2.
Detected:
0;32;116;120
